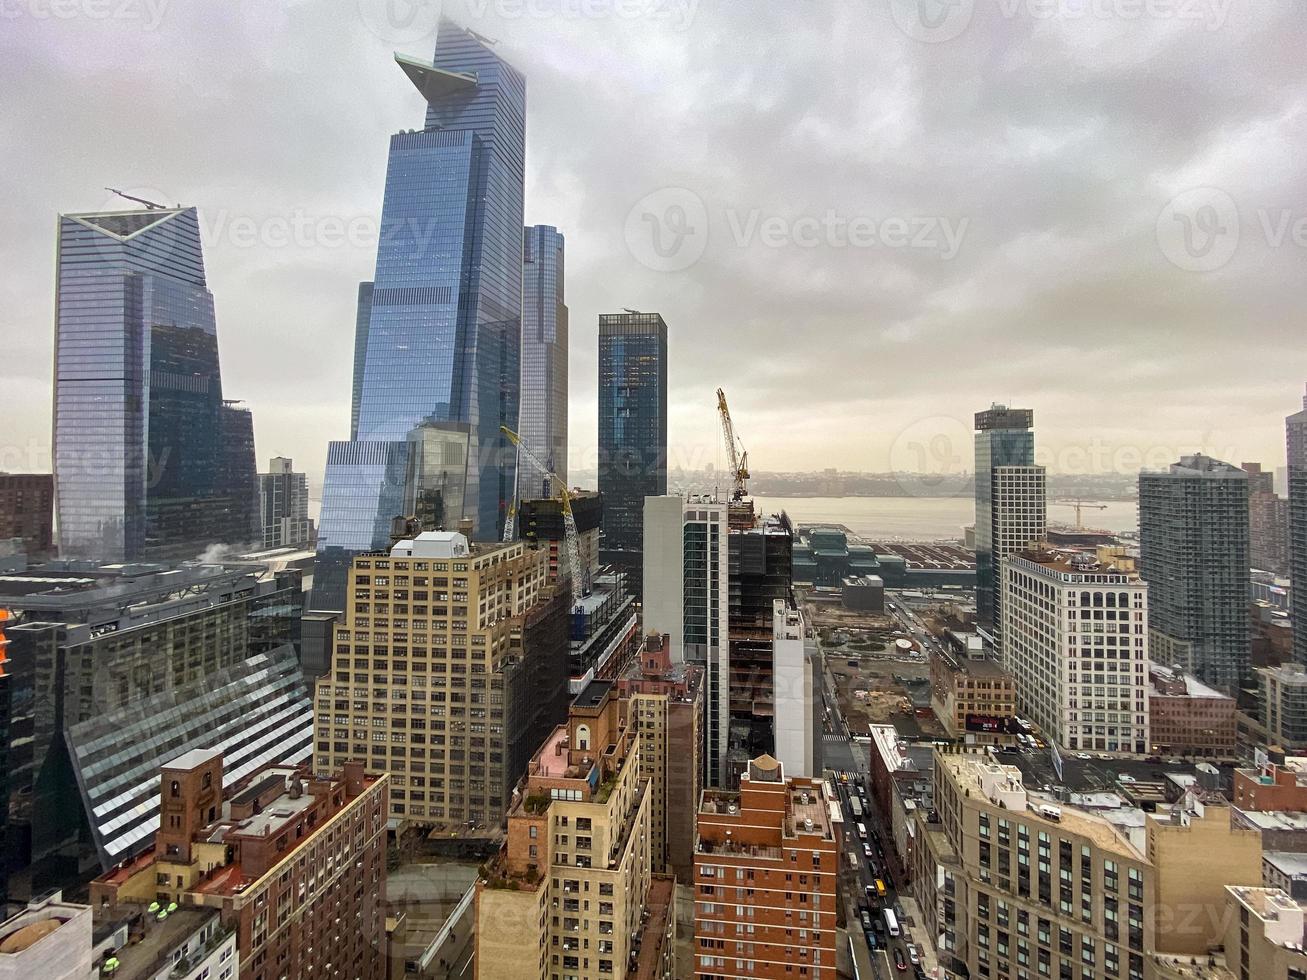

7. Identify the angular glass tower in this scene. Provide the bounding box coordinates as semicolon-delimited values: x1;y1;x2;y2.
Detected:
314;22;526;612
597;311;668;599
520;225;568;496
53;206;259;561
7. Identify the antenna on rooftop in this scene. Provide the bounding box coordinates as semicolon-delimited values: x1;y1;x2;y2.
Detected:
104;187;167;210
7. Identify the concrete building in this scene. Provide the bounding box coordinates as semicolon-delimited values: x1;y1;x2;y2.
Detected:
1139;455;1250;692
1222;886;1307;980
772;597;817;778
1288;386;1307;666
1260;664;1307;753
1147;664;1238;759
841;574;884;613
929;641;1019;745
693;755;839;980
642;495;730;781
1145;793;1263;956
0;562;307;898
257;456;313;549
974;405;1046;651
867;725;935;883
1245;462;1291;574
1002;550;1150;755
0;892;95;980
312;531;564;832
616;632;705;882
913;748;1155;980
0;474;53;561
90;751;388;980
597;312;668;598
472;678;673;980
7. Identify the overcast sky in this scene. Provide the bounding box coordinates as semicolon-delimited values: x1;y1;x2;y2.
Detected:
4;0;1305;495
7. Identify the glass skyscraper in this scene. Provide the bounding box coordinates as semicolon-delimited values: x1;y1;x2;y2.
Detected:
53;206;259;561
974;404;1045;649
520;225;568;496
597;312;668;599
1138;454;1250;692
1287;386;1307;664
315;22;526;612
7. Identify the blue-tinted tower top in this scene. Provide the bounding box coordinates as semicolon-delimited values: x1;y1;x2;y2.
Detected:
53;206;257;561
350;22;525;538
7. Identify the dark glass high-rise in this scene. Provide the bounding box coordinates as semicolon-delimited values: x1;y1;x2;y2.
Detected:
597;311;668;599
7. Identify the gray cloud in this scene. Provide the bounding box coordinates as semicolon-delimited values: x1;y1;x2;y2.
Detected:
3;0;1305;494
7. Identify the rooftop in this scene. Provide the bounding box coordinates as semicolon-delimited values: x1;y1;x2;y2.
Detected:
1011;549;1139;580
111;907;225;980
1149;664;1231;700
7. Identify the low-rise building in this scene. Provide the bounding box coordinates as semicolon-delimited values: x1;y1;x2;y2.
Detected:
929;642;1019;745
1234;757;1307;812
1221;886;1307;980
1147;664;1238;759
90;751;388;980
0;892;95;979
1260;665;1307;753
693;755;839;980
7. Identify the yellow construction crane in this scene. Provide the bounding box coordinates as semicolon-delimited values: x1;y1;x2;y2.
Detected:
716;387;750;501
1051;499;1108;529
501;426;588;596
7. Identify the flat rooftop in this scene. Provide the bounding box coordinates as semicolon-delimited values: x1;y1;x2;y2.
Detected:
533;727;572;779
113;907;223;980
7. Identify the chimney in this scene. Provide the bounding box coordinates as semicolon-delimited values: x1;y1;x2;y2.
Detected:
457;517;475;540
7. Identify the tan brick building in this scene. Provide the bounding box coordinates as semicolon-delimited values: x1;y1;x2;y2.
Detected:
473;678;674;980
313;530;562;832
90;750;388;980
914;748;1154;980
1221;886;1307;980
692;755;840;980
616;632;704;882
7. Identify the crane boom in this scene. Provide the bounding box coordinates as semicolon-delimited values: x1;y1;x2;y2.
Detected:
501;426;587;596
716;388;749;500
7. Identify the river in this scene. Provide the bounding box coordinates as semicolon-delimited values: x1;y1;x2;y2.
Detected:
749;495;1138;543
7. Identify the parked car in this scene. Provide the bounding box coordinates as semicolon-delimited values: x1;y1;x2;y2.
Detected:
861;909;873;931
894;947;908;971
907;944;921;966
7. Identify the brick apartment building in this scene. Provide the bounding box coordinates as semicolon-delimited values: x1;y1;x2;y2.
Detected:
693;755;840;980
91;750;388;980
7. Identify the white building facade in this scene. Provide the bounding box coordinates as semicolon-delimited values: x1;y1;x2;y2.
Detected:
1002;552;1150;755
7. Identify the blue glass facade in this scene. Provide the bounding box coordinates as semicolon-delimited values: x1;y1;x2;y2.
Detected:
314;22;526;610
597;312;668;598
350;281;373;440
53;207;259;561
520;225;568;495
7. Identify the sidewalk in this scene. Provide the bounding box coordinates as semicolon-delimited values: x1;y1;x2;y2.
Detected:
899;894;942;978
